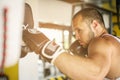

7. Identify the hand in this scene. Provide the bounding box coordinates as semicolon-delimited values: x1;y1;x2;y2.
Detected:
69;40;87;57
22;28;49;54
23;29;65;63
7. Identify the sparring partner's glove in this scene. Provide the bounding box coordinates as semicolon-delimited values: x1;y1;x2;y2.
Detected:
69;40;87;57
23;29;65;63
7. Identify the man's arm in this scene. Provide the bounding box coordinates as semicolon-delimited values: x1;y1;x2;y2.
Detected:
53;38;112;80
23;29;112;80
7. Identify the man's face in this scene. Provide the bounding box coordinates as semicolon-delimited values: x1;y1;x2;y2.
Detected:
72;16;94;48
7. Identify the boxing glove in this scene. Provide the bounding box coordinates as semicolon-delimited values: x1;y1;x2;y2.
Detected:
69;40;87;57
23;29;65;63
20;44;31;58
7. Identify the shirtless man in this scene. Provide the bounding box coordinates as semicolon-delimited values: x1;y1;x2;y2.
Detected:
23;8;120;80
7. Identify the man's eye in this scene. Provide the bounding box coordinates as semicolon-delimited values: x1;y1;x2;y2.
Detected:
77;29;81;33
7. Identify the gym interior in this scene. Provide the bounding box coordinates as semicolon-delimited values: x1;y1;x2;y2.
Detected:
0;0;120;80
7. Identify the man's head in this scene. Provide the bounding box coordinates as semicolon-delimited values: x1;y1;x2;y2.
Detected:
72;8;106;48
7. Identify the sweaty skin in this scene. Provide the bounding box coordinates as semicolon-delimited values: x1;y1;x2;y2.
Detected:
53;15;120;80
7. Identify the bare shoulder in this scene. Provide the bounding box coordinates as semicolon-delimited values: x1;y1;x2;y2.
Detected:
88;35;114;57
88;35;120;79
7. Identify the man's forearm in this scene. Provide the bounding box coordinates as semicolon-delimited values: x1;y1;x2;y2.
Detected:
54;53;101;80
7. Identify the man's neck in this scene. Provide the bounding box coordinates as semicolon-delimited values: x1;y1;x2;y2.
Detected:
97;29;108;37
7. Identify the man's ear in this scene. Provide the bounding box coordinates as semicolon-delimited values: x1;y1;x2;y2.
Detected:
91;20;99;30
92;20;98;29
90;20;100;36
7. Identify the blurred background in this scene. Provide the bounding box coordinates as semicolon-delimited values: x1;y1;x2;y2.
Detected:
0;0;120;80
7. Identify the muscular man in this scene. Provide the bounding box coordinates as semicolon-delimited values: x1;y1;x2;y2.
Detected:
23;8;120;80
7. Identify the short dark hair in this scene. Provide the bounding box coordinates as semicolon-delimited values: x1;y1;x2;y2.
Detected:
73;8;105;26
